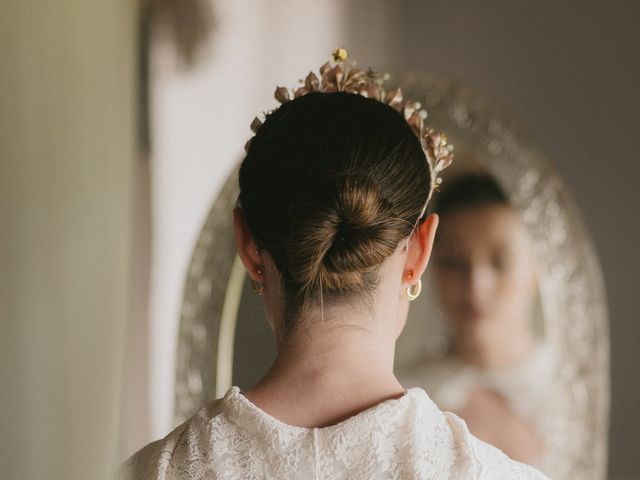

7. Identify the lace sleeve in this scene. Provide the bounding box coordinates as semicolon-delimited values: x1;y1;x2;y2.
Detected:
117;423;190;480
443;411;550;480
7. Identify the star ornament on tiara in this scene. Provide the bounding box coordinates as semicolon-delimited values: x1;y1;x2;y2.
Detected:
246;48;454;196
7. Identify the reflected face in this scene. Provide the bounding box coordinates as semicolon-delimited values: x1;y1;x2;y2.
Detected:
434;204;537;328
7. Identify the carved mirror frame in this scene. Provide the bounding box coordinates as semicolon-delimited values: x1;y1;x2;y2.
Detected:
174;73;609;479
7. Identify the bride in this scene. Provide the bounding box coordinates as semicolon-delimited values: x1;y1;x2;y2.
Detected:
120;50;547;479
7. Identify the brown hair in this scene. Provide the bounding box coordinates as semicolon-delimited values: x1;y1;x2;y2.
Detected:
238;92;431;327
433;172;509;218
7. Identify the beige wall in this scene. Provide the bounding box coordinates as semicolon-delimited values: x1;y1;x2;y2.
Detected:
0;1;137;479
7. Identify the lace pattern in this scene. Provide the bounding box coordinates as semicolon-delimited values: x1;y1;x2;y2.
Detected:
120;387;548;479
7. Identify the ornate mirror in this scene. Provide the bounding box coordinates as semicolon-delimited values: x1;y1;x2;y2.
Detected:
174;73;609;479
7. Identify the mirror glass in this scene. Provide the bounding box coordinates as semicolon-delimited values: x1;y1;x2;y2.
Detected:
174;73;609;480
395;159;549;467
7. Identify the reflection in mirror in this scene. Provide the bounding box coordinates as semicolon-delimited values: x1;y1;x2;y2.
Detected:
389;73;608;480
175;73;609;480
397;167;550;467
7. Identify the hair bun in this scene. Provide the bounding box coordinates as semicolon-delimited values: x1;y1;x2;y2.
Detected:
287;175;402;294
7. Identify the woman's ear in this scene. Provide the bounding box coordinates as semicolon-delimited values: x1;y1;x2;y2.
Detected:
403;213;439;283
233;207;264;280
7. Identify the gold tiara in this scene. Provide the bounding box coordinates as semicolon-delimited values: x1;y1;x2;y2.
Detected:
247;48;454;208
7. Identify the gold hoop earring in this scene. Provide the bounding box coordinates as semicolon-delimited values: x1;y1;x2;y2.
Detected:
405;279;422;301
252;267;265;295
251;279;265;295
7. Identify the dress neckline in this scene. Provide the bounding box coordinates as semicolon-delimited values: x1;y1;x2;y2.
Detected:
222;385;429;436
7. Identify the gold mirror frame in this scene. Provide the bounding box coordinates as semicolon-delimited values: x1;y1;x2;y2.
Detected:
174;73;609;479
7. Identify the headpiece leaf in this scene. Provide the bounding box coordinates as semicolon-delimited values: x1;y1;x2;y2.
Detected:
246;49;454;199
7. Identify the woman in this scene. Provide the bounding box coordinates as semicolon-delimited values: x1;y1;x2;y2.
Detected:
120;52;547;479
402;172;553;467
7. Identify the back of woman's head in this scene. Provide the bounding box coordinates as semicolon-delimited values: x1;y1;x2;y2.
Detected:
239;92;431;319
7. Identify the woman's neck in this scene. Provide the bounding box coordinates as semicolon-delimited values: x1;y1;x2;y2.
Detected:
245;304;405;428
452;317;535;369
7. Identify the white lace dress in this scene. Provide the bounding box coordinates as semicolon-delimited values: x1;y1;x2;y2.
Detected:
120;386;548;479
